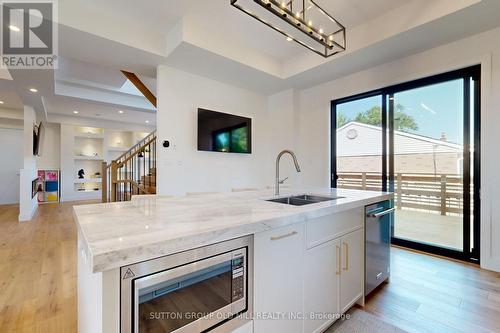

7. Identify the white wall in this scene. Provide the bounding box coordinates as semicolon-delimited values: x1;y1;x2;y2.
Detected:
60;124;103;202
296;26;500;272
267;89;301;188
155;23;500;272
59;123;154;202
156;66;300;196
0;118;23;129
37;122;61;170
19;106;38;221
0;128;23;204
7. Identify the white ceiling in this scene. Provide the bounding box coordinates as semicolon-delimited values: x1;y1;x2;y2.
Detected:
0;55;157;126
57;0;500;82
83;0;413;30
44;96;156;125
0;91;23;111
5;0;500;126
79;0;413;62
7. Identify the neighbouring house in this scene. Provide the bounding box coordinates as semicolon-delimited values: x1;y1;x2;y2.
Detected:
337;122;463;175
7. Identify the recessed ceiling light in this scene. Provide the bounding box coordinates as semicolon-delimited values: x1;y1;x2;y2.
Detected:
29;88;38;93
145;120;150;124
118;110;124;114
0;101;4;104
286;37;293;42
9;25;20;32
73;110;79;114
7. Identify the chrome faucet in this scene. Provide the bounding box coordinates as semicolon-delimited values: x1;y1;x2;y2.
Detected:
275;150;301;196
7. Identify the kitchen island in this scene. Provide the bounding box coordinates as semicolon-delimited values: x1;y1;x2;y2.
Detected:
74;188;392;333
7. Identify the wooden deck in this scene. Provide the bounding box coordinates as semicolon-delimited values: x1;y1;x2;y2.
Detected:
395;209;463;250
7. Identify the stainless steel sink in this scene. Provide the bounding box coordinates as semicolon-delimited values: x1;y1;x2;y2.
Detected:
266;194;344;206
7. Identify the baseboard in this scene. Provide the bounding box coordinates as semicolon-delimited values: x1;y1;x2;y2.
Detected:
18;205;38;222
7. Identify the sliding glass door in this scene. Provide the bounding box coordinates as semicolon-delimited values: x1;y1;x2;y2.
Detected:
333;94;386;191
331;66;480;262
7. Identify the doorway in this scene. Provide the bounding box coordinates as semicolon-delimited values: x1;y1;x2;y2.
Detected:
331;66;480;263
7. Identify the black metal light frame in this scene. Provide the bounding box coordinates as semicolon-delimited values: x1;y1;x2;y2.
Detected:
231;0;346;58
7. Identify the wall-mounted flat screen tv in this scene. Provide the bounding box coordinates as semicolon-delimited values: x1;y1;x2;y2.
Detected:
33;122;44;156
197;108;252;154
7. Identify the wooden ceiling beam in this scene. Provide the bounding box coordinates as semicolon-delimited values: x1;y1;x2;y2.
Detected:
121;70;157;108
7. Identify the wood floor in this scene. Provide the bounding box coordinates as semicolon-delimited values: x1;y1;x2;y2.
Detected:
364;247;500;333
1;201;500;333
0;201;97;333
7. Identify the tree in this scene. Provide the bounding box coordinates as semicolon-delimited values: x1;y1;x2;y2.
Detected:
337;113;349;127
354;104;418;131
354;106;382;126
394;108;419;132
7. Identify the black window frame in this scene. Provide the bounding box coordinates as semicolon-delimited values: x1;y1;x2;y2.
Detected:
331;65;481;263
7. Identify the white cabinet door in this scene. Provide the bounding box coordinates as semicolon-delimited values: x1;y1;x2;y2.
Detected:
303;239;340;333
254;223;304;333
339;228;364;313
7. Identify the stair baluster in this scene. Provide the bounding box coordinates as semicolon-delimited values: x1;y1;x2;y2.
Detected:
101;131;157;202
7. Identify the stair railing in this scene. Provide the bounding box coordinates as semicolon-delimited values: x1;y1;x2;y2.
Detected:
102;131;157;202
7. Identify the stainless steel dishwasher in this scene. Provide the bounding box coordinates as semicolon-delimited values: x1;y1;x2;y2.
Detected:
365;201;394;296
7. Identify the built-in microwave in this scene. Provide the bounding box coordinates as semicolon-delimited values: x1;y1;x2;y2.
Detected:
120;236;253;333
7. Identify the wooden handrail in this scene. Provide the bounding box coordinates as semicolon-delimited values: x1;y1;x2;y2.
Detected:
102;130;157;203
117;136;156;167
115;130;156;163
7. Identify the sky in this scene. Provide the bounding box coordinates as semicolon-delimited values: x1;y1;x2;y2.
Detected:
336;78;469;144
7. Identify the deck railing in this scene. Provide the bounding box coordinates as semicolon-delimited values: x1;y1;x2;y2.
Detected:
337;172;469;216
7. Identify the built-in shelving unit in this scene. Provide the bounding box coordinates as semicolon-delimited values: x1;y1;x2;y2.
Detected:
36;169;60;204
73;156;104;161
74;178;102;183
107;147;128;152
60;125;150;202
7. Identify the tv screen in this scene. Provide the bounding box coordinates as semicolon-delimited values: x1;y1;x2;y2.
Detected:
33;122;44;156
197;109;252;154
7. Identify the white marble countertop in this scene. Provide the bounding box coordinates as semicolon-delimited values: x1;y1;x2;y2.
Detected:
73;188;393;273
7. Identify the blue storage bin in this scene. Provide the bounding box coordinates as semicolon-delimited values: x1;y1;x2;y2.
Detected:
45;181;58;192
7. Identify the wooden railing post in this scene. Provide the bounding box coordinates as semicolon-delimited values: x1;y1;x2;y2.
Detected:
361;172;367;190
397;173;402;210
101;162;108;203
111;161;118;202
440;174;447;216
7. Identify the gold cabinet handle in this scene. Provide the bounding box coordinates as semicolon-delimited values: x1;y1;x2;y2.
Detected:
336;245;341;275
343;242;349;271
270;230;297;241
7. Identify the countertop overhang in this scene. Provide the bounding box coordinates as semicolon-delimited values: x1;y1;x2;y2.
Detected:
73;188;393;273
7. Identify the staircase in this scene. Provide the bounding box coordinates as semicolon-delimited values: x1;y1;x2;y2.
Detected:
102;131;157;202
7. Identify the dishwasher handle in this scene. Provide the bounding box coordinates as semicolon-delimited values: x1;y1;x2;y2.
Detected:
367;207;395;218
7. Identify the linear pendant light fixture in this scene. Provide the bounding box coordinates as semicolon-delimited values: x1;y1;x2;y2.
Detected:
231;0;346;58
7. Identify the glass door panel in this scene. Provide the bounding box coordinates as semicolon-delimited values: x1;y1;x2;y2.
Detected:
391;79;465;251
331;66;480;262
334;95;385;192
